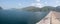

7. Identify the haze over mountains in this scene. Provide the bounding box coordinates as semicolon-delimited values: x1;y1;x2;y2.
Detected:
0;6;60;12
22;6;60;12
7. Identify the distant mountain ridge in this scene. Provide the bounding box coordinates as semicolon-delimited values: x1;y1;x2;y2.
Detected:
0;6;60;12
22;6;56;12
22;6;41;12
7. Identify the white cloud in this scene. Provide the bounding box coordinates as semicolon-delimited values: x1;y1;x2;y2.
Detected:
31;3;36;6
36;3;44;8
36;0;40;2
31;3;44;8
18;3;22;6
30;0;44;8
36;3;41;7
36;0;44;8
44;2;48;4
56;0;60;3
55;0;60;7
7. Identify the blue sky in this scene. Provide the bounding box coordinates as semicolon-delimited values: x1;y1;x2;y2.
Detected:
0;0;60;9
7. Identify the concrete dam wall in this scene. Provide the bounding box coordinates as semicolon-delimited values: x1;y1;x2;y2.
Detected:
36;11;60;24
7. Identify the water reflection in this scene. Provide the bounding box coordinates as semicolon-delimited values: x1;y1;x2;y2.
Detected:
0;9;49;24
